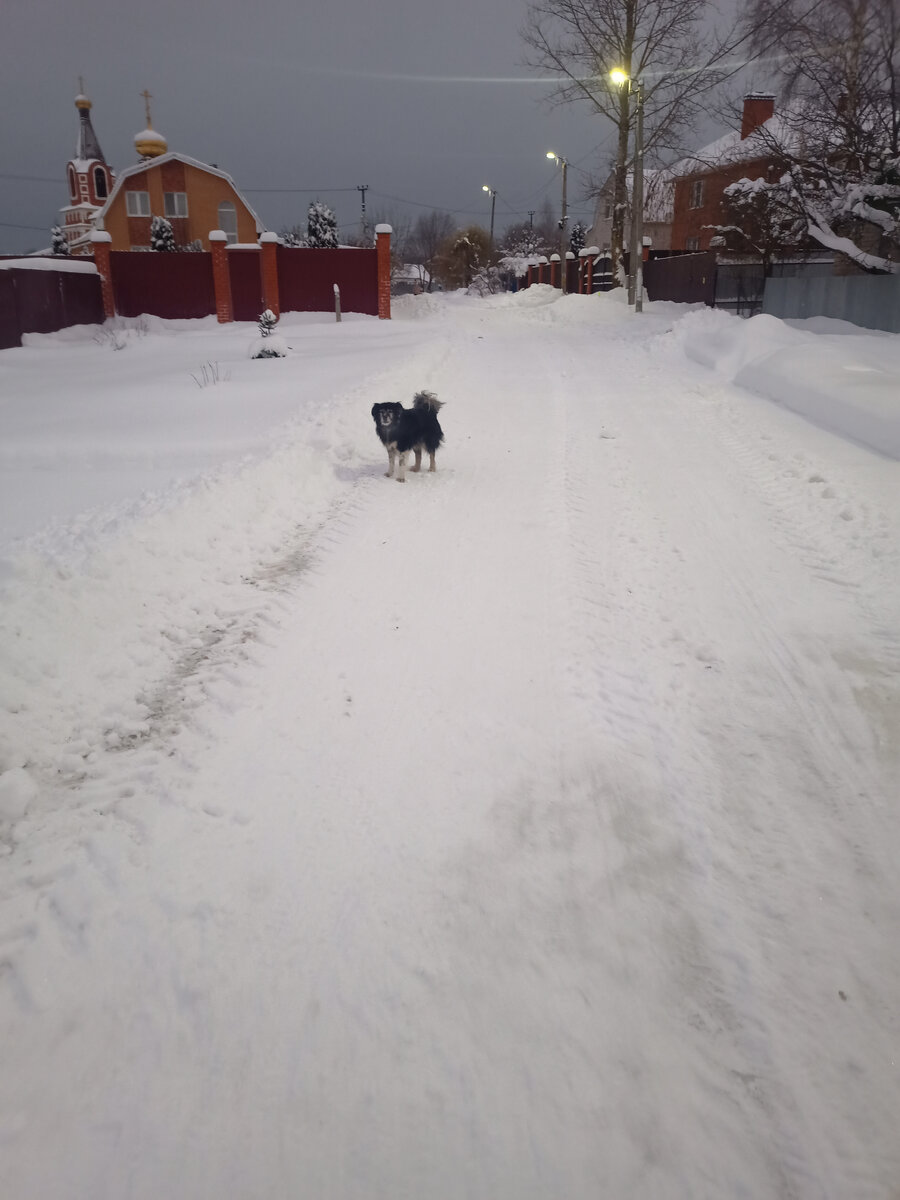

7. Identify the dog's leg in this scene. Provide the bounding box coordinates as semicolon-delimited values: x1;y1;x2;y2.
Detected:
411;446;422;473
397;451;408;482
428;452;437;473
385;446;395;478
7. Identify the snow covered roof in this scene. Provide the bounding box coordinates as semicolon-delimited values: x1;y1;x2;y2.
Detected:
0;257;98;273
673;115;798;177
94;152;265;233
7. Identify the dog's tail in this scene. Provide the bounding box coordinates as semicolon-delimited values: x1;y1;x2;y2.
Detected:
413;390;444;413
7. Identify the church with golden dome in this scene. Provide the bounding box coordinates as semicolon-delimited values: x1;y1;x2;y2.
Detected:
61;86;263;254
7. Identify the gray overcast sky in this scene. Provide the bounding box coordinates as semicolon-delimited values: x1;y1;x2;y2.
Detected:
2;0;744;253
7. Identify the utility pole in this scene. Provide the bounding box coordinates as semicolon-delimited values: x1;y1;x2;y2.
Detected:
560;157;568;293
357;184;369;245
633;78;645;313
482;186;496;251
547;153;569;294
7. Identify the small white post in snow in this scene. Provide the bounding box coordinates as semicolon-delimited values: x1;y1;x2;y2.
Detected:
333;283;341;323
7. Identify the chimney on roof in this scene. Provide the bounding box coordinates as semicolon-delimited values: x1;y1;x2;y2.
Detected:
741;93;775;139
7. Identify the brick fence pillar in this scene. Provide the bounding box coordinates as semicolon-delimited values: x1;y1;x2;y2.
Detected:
89;231;116;318
375;224;392;319
550;254;560;288
209;230;233;323
577;248;588;294
259;232;280;318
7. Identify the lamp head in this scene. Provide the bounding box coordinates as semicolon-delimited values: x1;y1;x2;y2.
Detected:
610;68;629;87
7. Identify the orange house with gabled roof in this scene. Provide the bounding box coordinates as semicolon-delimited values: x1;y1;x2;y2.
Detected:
96;152;263;252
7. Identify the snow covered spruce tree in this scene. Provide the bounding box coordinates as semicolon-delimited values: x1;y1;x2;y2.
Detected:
280;224;307;248
306;201;339;249
521;0;766;283
50;226;70;256
250;309;287;359
150;215;176;252
258;309;278;337
569;221;587;255
741;0;900;272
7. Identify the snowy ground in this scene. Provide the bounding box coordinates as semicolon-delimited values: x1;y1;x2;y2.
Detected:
1;290;899;1199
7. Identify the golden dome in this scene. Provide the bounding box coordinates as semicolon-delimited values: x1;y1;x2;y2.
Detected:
75;93;92;111
134;127;168;158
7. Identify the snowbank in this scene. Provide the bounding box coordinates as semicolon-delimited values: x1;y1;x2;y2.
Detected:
671;307;900;459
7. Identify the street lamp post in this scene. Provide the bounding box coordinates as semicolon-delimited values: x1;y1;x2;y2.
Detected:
482;185;496;251
546;151;569;293
610;69;645;313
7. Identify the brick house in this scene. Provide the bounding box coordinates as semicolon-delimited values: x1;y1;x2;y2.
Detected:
62;90;263;254
670;95;787;252
96;153;263;252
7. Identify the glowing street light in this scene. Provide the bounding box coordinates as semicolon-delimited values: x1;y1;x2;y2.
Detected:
546;151;569;294
610;68;645;312
482;185;497;249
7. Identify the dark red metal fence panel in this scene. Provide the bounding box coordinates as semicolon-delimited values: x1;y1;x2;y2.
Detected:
110;251;216;319
59;268;105;328
277;247;378;316
10;269;64;334
0;273;22;350
227;249;263;322
644;252;716;306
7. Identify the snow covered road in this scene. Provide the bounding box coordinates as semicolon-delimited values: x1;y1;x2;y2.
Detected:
1;292;899;1198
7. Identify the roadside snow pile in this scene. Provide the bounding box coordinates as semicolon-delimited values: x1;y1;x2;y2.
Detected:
392;293;445;319
673;308;900;458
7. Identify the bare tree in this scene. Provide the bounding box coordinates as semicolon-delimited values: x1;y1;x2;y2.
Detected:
521;0;763;281
434;226;493;290
741;0;900;272
407;211;457;291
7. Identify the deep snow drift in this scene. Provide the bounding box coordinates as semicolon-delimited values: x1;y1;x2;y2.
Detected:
1;291;898;1199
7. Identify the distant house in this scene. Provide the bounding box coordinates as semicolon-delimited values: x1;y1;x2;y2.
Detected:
670;94;788;252
586;168;675;253
61;89;263;254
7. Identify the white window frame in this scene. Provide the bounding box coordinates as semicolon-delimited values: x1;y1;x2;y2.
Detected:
217;200;238;244
164;191;188;218
685;236;701;251
126;190;151;217
689;179;704;209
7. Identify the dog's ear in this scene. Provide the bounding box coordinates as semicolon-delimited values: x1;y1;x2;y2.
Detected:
371;404;379;418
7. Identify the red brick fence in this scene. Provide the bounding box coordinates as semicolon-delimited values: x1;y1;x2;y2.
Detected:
0;226;393;351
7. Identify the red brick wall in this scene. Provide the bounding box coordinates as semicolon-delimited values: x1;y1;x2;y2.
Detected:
671;156;776;251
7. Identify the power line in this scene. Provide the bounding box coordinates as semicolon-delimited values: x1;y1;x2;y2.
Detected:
0;172;61;185
0;220;51;232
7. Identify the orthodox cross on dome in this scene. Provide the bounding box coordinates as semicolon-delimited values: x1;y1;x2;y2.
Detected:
140;88;154;127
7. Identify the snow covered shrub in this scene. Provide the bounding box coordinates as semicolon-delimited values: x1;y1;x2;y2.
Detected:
150;216;176;252
250;309;287;359
467;266;504;296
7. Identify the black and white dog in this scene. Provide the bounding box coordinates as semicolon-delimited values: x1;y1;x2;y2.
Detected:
371;391;444;483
